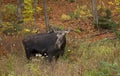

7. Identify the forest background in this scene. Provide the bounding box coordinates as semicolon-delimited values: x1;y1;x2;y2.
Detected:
0;0;120;76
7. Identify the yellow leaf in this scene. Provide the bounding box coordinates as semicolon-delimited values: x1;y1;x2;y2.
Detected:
108;2;114;5
37;7;42;12
61;14;71;21
32;30;38;33
24;29;31;32
80;11;86;15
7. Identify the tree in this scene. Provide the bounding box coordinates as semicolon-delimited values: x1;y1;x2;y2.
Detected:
0;0;2;26
92;0;99;30
43;0;50;32
33;0;37;26
17;0;24;22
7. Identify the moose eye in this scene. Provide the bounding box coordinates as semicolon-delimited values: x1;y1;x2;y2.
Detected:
59;32;62;34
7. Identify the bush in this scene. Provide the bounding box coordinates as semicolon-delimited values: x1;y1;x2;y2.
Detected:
61;14;71;21
1;4;17;22
22;0;42;22
114;30;120;40
2;22;22;35
22;0;34;22
83;61;120;76
98;62;120;76
94;8;119;30
69;5;92;19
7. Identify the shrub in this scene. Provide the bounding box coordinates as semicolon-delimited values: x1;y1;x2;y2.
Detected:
61;14;71;21
108;0;120;25
22;0;42;22
94;8;118;30
69;5;92;19
83;61;120;76
98;61;120;76
22;0;34;22
2;22;22;35
1;4;17;22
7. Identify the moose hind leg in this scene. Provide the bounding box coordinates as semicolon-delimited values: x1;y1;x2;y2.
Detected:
55;52;60;61
47;54;53;62
25;50;32;60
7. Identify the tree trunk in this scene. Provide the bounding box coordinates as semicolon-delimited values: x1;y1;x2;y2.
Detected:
33;0;37;27
43;0;50;32
92;0;99;30
17;0;24;22
0;0;2;27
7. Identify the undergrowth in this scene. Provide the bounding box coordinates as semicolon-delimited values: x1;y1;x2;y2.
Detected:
0;37;120;76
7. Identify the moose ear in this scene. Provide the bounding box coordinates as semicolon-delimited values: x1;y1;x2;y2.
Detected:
50;26;57;33
65;27;71;33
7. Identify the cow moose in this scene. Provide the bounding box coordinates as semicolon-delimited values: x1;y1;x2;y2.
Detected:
22;28;70;62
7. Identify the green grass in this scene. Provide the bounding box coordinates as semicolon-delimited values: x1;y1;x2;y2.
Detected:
0;37;120;76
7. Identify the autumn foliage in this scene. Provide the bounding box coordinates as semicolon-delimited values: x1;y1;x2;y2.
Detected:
0;0;120;76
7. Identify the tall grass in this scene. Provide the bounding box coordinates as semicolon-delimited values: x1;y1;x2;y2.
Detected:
0;37;120;76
